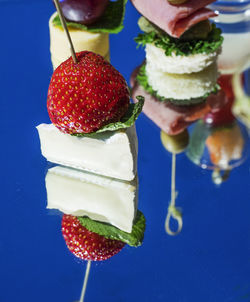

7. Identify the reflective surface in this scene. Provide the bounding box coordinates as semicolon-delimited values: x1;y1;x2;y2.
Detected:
187;120;249;170
210;0;250;73
1;1;250;302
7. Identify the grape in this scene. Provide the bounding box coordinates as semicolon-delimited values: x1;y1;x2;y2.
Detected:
59;0;109;25
161;129;189;154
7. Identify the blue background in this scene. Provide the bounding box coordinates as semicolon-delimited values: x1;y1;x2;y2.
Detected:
0;1;250;301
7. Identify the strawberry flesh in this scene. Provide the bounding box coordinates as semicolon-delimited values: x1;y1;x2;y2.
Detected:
47;51;130;134
62;215;125;261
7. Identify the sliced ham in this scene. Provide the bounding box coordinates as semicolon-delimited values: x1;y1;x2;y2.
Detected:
130;67;225;135
131;0;216;38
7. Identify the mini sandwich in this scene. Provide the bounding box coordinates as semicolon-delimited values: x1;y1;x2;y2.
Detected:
49;0;126;69
130;0;224;135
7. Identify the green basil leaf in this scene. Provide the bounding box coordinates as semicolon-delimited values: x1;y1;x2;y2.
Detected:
135;23;223;56
78;210;146;247
73;96;144;137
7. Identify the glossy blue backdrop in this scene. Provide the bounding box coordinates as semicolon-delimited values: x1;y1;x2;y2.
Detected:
0;1;250;301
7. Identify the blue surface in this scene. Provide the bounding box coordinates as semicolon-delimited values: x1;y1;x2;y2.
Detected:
1;1;250;302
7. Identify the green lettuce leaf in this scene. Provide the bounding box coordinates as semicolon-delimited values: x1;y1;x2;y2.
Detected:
78;210;146;247
137;64;219;106
73;96;144;137
135;23;223;56
52;0;127;34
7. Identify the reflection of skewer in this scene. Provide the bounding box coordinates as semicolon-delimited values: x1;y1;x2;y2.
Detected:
53;0;78;64
79;260;92;302
212;168;231;185
161;130;189;236
165;153;183;236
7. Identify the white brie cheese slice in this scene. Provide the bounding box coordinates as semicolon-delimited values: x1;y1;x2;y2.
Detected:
37;123;138;181
46;166;138;233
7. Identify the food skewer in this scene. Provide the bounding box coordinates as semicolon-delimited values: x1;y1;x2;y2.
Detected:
130;0;224;235
40;3;145;302
165;152;183;236
79;260;91;302
161;130;189;235
52;1;88;300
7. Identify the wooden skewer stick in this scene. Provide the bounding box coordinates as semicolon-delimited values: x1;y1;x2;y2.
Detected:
53;0;78;64
165;153;183;236
79;260;92;302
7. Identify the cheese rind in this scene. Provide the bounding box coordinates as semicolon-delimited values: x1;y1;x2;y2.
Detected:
46;166;138;233
49;12;110;69
37;123;138;181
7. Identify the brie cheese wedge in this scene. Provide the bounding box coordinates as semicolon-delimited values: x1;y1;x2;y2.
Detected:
37;123;138;181
49;12;110;69
46;166;138;233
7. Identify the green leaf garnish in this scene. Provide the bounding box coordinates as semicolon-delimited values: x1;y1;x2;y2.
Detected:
52;0;127;34
137;64;219;106
78;210;146;247
135;22;223;56
73;96;144;137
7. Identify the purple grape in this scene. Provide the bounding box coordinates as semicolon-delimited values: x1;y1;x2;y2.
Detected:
59;0;109;25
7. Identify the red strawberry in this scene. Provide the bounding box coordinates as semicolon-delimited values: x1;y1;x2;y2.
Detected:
62;215;125;261
47;51;130;134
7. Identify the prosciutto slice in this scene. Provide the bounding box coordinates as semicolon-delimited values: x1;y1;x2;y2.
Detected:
130;67;225;135
131;0;217;38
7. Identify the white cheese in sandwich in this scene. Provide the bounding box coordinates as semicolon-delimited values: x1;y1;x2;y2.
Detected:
37;123;138;181
46;166;138;233
49;12;110;69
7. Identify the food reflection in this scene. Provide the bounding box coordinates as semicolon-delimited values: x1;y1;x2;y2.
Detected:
43;164;145;302
206;123;244;169
160;130;189;236
45;165;139;234
45;165;145;258
44;164;145;299
187;120;248;183
209;1;250;129
130;0;224;236
187;69;250;184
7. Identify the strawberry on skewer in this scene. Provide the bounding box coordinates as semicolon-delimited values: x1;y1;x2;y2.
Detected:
38;3;145;302
47;51;130;134
62;215;125;261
